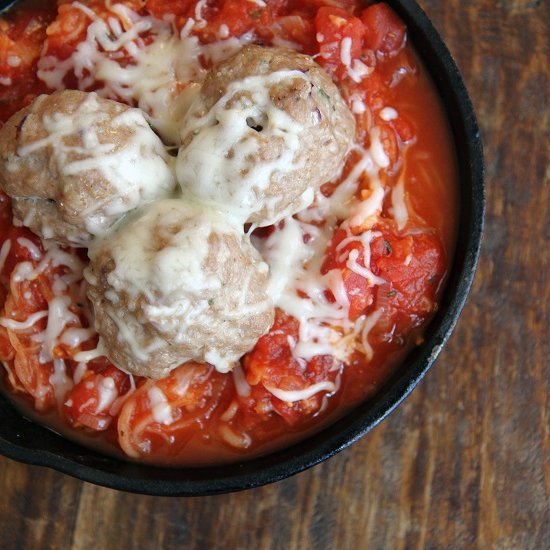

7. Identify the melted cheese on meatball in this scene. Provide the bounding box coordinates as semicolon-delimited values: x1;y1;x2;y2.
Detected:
17;93;175;233
0;90;176;245
86;199;274;378
176;46;355;227
176;69;310;224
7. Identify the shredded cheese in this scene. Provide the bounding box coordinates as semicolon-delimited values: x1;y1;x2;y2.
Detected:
176;69;312;225
4;2;406;410
255;129;390;365
265;381;337;403
0;310;48;330
37;2;213;144
147;386;175;425
391;175;409;230
0;240;11;272
16;238;41;260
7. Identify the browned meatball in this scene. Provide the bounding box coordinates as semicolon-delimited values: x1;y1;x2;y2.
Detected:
0;90;175;246
86;199;274;379
176;45;355;226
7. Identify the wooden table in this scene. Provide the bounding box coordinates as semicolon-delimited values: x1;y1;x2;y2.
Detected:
1;1;548;548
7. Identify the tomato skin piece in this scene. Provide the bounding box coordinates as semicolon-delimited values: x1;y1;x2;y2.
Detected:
361;3;406;57
267;15;317;54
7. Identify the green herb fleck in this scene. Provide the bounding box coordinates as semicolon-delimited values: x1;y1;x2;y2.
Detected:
387;290;397;298
384;240;392;255
249;9;262;19
317;88;331;102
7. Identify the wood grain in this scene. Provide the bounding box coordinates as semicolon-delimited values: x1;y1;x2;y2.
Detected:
0;1;548;548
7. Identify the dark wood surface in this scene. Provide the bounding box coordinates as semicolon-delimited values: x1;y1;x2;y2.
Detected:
1;1;549;548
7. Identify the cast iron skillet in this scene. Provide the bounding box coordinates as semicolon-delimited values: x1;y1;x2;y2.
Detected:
0;0;484;495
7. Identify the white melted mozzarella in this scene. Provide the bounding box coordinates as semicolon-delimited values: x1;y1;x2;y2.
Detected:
0;310;48;330
255;135;392;365
176;70;311;225
339;37;373;83
357;308;384;361
94;375;117;413
147;386;175;425
92;35;205;144
87;199;271;373
36;2;253;145
0;239;11;272
265;380;337;403
11;92;176;237
50;358;73;404
32;295;79;363
391;175;409;230
16;238;42;260
90;200;227;304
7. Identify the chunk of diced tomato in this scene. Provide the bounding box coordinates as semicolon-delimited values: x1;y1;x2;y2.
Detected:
361;3;406;56
241;310;338;426
243;310;299;387
43;3;94;60
371;230;445;317
145;0;195;19
288;0;357;14
193;0;284;43
44;0;145;60
322;228;375;320
64;365;131;431
392;114;415;143
355;226;446;353
315;6;365;78
322;220;445;331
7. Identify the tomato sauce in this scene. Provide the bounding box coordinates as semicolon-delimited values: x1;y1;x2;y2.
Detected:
0;0;457;465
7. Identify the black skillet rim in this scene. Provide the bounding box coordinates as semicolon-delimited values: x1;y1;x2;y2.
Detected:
0;0;484;496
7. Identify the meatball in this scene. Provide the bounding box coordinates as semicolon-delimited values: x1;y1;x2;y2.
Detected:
0;90;176;246
86;199;274;379
176;45;355;226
